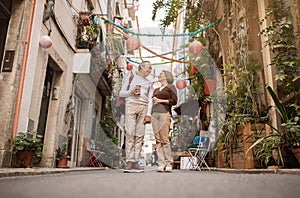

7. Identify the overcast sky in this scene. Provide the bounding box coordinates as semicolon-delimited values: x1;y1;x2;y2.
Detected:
135;0;165;28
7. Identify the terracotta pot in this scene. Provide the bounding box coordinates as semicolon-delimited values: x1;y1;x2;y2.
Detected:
80;13;89;21
57;157;69;168
267;165;284;169
292;148;300;165
16;150;34;168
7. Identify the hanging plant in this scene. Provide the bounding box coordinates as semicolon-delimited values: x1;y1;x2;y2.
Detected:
76;12;99;49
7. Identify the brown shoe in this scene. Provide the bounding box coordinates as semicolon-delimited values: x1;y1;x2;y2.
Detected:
132;162;144;173
123;161;132;173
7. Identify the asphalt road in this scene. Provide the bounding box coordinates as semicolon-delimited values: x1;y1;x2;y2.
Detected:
0;168;299;198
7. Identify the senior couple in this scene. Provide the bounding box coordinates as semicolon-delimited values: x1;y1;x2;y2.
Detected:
119;61;178;173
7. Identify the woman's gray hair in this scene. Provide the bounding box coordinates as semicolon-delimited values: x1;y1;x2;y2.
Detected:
163;70;174;84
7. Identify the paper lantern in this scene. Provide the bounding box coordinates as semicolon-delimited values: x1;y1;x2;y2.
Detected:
176;79;187;90
126;36;141;50
189;40;203;54
126;63;133;70
204;79;216;95
190;65;197;76
39;35;53;49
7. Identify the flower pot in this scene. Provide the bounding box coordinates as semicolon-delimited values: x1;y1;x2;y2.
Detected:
16;150;34;168
57;157;69;168
292;148;300;165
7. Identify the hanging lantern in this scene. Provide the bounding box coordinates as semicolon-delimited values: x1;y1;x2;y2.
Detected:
39;35;53;49
176;79;187;90
126;63;133;70
190;65;197;76
126;35;141;50
189;40;203;54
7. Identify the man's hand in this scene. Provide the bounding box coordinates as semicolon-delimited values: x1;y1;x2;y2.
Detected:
144;115;151;124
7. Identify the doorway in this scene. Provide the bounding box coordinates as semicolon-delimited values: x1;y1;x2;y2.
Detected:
37;66;53;139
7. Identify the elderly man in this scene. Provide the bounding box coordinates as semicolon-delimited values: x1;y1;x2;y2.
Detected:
119;61;153;173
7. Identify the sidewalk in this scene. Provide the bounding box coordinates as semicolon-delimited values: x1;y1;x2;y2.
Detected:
1;166;300;178
0;167;106;178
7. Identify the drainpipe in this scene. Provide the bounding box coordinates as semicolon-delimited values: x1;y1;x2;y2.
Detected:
11;0;36;139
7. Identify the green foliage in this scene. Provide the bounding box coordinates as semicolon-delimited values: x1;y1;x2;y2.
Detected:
56;141;69;160
248;133;284;167
99;99;118;145
260;0;300;96
247;86;300;167
152;0;184;33
9;131;43;158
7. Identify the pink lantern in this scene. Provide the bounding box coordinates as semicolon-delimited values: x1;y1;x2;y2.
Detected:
176;79;187;90
126;63;133;70
189;40;203;54
39;35;53;49
126;36;141;50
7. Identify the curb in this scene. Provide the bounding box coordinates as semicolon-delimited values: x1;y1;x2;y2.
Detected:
0;167;106;178
208;167;300;175
1;167;300;178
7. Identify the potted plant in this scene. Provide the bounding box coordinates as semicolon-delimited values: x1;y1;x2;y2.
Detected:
56;141;69;168
286;104;300;164
9;131;43;168
247;86;300;167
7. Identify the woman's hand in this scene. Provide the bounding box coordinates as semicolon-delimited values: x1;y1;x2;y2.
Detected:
153;97;168;104
144;115;151;124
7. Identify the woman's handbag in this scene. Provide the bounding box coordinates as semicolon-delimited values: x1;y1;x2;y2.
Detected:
115;74;134;114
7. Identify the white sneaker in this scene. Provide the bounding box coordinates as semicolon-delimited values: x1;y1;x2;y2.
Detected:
157;166;165;172
165;165;173;172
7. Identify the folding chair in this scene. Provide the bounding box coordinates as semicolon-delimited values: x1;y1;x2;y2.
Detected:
83;138;103;167
187;135;211;171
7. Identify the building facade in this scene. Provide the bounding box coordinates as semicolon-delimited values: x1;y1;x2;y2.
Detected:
0;0;137;168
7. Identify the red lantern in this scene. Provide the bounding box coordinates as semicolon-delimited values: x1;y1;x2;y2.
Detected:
126;63;133;70
126;36;141;50
39;35;53;49
189;40;203;54
204;79;216;95
176;79;187;90
190;65;197;76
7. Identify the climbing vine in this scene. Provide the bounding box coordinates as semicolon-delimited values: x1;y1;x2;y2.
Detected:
260;0;300;97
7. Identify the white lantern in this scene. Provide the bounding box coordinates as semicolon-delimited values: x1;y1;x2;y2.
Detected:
39;35;53;49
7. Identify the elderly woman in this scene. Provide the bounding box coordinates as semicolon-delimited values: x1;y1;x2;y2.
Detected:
151;70;178;172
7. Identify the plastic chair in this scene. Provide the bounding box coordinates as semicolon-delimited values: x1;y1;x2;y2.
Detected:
187;135;211;171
